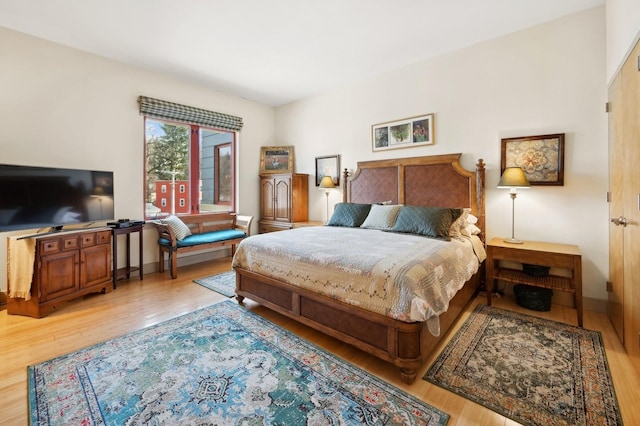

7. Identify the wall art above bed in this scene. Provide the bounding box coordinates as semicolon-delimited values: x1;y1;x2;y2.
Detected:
372;113;434;152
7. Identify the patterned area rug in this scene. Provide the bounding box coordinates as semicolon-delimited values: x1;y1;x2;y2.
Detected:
424;304;622;426
29;300;449;425
193;270;236;297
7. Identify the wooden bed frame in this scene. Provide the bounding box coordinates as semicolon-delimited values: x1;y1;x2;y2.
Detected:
235;153;486;383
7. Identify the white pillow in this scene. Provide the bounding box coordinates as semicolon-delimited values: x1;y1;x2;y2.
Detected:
360;204;402;230
162;215;192;240
462;223;482;236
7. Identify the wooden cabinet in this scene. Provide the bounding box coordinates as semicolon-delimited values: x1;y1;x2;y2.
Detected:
259;173;308;233
7;228;112;318
486;237;583;326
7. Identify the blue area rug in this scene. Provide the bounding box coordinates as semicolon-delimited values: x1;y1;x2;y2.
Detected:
29;300;449;425
424;304;622;426
193;270;236;297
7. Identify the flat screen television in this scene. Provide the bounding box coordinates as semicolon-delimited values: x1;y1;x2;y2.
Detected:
0;163;115;232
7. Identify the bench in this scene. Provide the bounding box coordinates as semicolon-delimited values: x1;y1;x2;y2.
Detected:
150;212;253;279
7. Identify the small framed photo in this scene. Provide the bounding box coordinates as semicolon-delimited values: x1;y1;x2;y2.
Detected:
372;113;434;152
315;154;340;186
260;146;294;174
501;133;565;186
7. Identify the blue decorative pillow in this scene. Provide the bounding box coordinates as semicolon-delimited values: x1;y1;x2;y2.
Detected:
327;203;372;227
391;206;463;241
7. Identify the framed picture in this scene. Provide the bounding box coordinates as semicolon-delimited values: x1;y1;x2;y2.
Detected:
372;113;434;152
315;154;340;186
501;133;565;186
260;146;294;174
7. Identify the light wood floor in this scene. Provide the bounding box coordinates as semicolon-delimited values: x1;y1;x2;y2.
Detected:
2;258;639;425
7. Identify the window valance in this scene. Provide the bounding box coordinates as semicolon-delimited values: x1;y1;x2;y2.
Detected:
138;96;243;131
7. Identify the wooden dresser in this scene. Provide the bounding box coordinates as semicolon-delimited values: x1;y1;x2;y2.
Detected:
7;227;112;318
258;173;308;233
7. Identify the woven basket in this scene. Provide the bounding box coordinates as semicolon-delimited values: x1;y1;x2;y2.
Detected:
522;263;550;277
514;284;553;312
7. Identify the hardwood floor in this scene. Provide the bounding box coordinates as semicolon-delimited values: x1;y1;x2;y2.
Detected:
1;258;639;425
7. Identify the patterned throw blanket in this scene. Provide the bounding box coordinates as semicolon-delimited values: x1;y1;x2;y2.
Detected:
232;227;486;335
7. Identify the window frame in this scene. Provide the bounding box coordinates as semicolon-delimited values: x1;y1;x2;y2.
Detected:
143;117;237;218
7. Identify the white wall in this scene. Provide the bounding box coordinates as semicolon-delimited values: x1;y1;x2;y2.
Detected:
276;7;609;306
0;27;274;292
606;0;640;82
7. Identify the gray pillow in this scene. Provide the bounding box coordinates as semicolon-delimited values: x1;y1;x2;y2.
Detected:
360;204;402;230
391;206;463;241
327;203;372;227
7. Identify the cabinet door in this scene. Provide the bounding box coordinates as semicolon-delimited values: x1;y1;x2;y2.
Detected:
81;243;112;288
274;176;292;222
260;177;276;221
39;251;80;301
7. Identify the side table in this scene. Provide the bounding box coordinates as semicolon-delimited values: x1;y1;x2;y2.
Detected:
111;224;144;288
485;237;583;326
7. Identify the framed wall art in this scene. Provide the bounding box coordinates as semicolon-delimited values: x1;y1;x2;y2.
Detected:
372;113;434;152
259;146;294;174
315;154;340;186
500;133;565;186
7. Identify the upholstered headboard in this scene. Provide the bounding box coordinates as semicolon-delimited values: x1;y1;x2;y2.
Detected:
342;153;486;236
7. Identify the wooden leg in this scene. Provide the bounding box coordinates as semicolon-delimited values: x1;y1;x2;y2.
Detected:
170;249;177;279
399;367;417;385
158;248;165;273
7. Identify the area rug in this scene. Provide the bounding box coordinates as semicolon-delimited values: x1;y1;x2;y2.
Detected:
424;304;622;426
193;270;236;297
29;300;449;425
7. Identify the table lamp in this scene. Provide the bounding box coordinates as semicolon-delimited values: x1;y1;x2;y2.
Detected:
497;167;530;244
319;176;335;223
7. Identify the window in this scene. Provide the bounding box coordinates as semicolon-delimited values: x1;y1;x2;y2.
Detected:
144;118;236;218
214;143;232;204
139;96;242;219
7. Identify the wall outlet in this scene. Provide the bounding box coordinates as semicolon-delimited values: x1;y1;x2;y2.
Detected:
606;281;612;292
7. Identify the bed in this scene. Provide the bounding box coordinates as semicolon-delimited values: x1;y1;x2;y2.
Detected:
233;153;486;384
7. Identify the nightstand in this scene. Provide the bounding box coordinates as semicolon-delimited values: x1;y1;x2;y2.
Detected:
485;237;583;326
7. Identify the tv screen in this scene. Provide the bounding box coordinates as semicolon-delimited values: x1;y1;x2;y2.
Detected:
0;164;115;232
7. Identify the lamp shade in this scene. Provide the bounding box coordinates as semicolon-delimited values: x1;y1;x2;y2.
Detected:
319;176;335;189
497;167;530;188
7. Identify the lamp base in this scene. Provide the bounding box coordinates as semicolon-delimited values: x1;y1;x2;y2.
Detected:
503;237;524;244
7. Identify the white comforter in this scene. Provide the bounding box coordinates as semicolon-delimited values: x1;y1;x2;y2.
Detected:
232;226;486;334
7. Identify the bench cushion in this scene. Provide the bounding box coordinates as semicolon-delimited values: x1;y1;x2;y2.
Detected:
158;229;247;248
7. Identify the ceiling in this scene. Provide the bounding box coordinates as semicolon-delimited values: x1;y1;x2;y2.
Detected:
0;0;604;106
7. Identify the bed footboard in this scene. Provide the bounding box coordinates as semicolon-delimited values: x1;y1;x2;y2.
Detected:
235;267;481;384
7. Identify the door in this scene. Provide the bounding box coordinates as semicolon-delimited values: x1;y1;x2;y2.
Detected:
260;176;276;221
608;40;640;373
39;251;80;301
621;41;640;372
608;70;624;342
274;176;292;222
81;243;112;288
